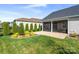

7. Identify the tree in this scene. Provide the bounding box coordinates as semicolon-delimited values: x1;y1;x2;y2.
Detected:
34;23;37;31
18;23;24;35
12;22;18;34
2;22;10;35
25;24;29;31
30;24;33;31
38;24;42;31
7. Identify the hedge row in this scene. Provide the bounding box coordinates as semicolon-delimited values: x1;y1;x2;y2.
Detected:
2;22;42;35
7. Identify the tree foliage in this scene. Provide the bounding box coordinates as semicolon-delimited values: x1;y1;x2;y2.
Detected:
38;24;42;31
12;22;18;34
18;23;24;35
25;24;29;31
34;24;37;31
2;22;10;35
30;24;33;31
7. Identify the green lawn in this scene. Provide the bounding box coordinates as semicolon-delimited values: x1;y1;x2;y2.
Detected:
0;35;79;54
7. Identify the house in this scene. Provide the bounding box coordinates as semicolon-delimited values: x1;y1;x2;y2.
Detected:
14;18;42;29
7;22;13;27
42;5;79;34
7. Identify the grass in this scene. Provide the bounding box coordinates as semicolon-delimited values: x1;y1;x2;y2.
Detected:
0;35;79;54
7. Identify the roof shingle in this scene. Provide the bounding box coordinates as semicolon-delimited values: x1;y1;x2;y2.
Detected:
14;18;41;23
43;5;79;20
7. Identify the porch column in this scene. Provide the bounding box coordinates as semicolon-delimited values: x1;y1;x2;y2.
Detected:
51;21;53;32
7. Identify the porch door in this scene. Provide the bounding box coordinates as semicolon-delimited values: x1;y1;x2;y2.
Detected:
53;20;68;33
43;22;51;31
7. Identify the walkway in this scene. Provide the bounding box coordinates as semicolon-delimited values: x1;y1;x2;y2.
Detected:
34;31;67;39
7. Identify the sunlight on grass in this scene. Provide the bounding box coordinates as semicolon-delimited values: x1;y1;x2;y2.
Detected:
0;35;79;54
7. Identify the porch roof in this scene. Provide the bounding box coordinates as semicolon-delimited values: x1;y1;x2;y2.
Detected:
42;15;79;22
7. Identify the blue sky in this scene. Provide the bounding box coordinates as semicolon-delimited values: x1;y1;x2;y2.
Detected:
0;4;76;22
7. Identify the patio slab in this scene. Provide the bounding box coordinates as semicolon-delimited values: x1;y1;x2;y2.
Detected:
34;31;67;39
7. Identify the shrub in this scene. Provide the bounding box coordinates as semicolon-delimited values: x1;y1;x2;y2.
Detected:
18;23;24;35
69;32;78;37
30;31;35;36
30;24;33;31
11;33;19;38
0;28;2;32
25;24;29;31
0;32;3;36
25;31;30;37
0;28;3;36
25;31;30;34
12;22;18;34
2;22;10;35
38;24;42;31
25;31;35;37
34;24;37;31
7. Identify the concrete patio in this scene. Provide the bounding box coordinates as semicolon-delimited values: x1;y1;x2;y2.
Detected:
34;31;67;39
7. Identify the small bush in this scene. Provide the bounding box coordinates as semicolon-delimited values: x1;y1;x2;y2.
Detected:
25;31;35;37
25;31;30;37
69;32;78;37
30;31;35;36
25;31;30;34
11;33;19;38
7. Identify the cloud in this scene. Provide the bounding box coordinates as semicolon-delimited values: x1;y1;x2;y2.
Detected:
21;4;48;17
23;4;47;8
0;10;22;16
0;17;15;22
0;10;23;22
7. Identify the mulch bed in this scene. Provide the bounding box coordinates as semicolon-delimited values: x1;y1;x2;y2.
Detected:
11;34;38;39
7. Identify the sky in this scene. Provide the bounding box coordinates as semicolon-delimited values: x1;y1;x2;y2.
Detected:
0;4;76;22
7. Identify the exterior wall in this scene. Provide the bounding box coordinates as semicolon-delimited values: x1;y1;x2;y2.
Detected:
68;17;79;34
15;21;42;30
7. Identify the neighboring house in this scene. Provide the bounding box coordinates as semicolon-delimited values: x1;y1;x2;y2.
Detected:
7;22;13;27
42;5;79;34
14;18;42;29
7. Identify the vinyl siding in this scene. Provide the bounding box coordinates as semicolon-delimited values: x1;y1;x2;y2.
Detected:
68;18;79;34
